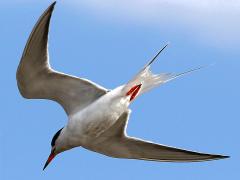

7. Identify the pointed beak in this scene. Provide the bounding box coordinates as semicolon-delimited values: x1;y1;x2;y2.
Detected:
126;84;142;101
43;150;56;171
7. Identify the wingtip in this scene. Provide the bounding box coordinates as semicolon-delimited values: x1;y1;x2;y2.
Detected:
37;1;56;20
219;155;230;159
212;154;230;160
48;1;57;12
52;1;57;7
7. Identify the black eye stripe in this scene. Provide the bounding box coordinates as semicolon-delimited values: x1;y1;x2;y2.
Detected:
51;127;63;147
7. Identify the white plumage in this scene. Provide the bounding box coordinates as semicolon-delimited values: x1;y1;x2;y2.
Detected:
16;2;228;170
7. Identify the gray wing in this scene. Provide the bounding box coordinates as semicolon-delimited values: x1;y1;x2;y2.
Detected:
16;2;108;115
99;111;229;162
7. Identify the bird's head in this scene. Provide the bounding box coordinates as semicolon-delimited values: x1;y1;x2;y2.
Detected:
43;127;64;170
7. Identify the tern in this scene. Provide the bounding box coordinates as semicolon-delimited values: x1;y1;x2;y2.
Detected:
16;2;228;170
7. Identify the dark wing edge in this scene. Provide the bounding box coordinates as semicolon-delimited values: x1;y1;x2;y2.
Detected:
99;111;229;162
16;2;108;115
119;136;229;162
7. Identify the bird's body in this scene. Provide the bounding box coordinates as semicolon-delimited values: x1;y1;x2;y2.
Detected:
62;86;128;151
16;2;228;170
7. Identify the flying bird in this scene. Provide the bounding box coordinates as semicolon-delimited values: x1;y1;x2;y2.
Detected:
16;2;228;170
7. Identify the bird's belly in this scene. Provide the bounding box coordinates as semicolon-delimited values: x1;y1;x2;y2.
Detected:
67;97;129;146
82;113;116;138
68;112;120;146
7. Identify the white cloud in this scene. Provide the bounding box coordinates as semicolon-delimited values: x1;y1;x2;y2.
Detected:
65;0;240;49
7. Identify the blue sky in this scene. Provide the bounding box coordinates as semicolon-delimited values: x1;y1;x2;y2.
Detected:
1;0;239;179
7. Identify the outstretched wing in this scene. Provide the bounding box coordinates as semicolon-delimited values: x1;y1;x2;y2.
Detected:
16;2;108;115
99;111;229;162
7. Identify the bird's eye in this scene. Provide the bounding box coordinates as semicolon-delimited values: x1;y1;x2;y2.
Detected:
51;128;63;147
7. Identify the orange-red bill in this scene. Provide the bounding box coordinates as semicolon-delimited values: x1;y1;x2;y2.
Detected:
43;151;56;170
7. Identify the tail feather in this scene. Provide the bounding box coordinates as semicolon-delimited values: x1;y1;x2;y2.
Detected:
144;43;169;68
123;44;208;96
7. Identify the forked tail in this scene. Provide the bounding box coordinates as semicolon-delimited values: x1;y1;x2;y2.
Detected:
123;43;208;96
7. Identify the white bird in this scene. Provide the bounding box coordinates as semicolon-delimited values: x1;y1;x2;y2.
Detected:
16;2;228;170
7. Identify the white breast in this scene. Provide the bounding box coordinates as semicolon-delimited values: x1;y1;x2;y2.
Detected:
65;86;130;146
